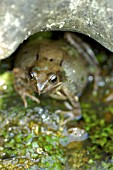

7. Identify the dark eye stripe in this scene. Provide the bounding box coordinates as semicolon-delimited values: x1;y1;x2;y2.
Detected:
60;59;63;66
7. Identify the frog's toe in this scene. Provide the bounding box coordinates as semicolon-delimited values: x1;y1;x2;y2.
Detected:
20;92;40;107
72;108;82;120
73;113;82;120
64;111;82;124
103;92;113;102
21;95;28;108
25;92;40;104
55;109;82;124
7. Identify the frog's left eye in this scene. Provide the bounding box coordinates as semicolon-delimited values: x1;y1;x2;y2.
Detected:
49;74;58;84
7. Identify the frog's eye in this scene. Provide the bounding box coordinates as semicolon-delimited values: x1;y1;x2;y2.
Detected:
49;74;58;84
28;71;34;80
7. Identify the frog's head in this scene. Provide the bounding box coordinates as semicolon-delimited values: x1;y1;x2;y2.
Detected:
27;65;62;95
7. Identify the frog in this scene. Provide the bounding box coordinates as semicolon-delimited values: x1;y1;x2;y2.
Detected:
13;32;100;123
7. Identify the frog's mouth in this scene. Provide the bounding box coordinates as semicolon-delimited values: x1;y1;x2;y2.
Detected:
36;81;62;95
44;82;62;94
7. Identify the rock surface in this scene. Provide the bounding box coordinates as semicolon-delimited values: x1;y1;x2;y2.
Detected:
0;0;113;59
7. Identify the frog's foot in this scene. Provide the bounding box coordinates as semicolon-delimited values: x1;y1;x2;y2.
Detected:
55;104;82;125
64;101;82;119
20;92;40;108
55;94;82;124
56;110;82;125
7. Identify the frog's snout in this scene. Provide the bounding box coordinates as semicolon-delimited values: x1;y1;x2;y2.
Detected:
36;83;45;95
36;80;49;95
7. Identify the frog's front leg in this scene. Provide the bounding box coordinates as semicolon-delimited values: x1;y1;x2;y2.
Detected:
13;68;40;107
51;86;82;124
62;86;82;122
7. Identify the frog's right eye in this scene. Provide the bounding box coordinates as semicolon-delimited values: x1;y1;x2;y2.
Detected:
28;71;34;80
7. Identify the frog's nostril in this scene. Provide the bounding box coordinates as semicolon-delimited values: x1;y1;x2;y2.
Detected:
36;83;45;95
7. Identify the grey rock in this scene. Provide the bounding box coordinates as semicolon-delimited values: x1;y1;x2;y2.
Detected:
0;0;113;60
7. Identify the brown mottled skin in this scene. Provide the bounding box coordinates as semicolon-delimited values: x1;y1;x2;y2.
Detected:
13;33;99;123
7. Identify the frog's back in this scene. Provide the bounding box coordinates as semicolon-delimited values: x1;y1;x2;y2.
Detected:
14;39;65;69
14;39;39;69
